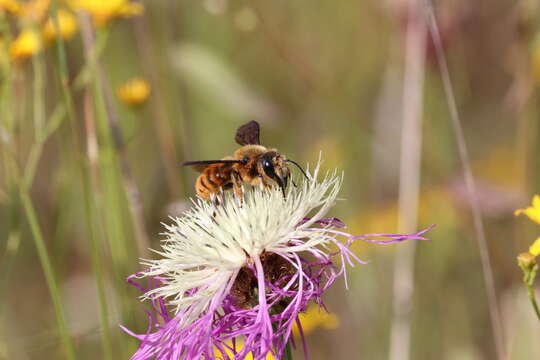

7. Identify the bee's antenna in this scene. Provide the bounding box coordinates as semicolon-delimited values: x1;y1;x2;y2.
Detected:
286;160;309;180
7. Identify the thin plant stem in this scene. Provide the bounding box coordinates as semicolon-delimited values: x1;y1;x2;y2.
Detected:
81;160;114;360
31;48;45;137
133;15;184;198
0;190;21;318
522;262;540;321
425;2;506;359
77;18;141;356
97;66;151;258
388;1;426;360
50;3;114;359
527;283;540;321
20;190;76;360
80;17;151;259
18;19;77;359
285;340;294;360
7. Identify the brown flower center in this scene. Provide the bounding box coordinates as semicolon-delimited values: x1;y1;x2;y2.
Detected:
230;252;296;309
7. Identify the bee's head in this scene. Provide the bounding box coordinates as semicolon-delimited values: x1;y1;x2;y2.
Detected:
258;152;290;197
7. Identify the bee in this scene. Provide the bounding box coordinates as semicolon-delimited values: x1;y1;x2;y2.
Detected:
183;121;307;202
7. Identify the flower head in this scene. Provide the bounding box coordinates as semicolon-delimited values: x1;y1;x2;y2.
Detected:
515;194;540;225
69;0;143;27
124;161;431;360
529;237;540;257
43;9;78;42
117;77;151;106
10;28;42;61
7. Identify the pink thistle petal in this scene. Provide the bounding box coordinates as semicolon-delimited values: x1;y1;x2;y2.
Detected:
124;216;433;360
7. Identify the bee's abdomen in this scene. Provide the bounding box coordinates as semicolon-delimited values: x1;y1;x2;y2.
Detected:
195;165;232;199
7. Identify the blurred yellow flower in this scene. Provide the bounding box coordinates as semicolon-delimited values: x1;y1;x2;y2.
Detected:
70;0;143;27
215;338;275;360
10;29;42;61
211;305;338;358
117;77;150;106
43;9;78;42
529;237;540;258
515;195;540;225
0;0;21;15
292;304;340;336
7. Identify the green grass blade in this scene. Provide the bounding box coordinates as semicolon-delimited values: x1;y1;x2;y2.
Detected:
20;190;77;360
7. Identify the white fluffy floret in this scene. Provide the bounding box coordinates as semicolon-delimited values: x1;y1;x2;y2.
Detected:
140;160;342;321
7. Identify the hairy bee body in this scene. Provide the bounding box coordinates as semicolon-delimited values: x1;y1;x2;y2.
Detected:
194;145;287;200
185;121;305;201
195;161;234;200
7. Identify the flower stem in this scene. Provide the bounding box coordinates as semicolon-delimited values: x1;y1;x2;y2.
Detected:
284;339;293;360
527;282;540;321
20;190;76;360
523;261;540;321
50;3;115;359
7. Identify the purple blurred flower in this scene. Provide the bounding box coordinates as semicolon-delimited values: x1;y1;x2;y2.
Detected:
123;162;432;360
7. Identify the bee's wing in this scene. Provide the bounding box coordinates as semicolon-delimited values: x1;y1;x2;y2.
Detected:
183;160;244;173
235;121;260;145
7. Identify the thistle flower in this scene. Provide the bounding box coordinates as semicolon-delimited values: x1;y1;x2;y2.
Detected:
123;161;432;359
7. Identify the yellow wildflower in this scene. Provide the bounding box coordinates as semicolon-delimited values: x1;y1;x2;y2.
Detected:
529;237;540;258
215;338;275;360
211;306;338;358
10;29;42;61
117;77;150;106
43;9;78;42
515;195;540;225
0;0;21;15
292;304;340;336
69;0;143;27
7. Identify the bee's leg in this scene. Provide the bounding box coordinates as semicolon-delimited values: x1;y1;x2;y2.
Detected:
209;193;220;217
217;187;225;205
232;171;244;205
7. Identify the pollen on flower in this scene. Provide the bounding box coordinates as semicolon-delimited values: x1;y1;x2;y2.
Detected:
515;194;540;225
43;9;78;42
117;77;150;106
10;29;42;61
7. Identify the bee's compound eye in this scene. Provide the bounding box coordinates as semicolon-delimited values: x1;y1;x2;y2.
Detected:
262;159;276;178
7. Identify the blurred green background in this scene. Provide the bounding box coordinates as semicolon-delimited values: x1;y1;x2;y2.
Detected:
1;0;540;359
